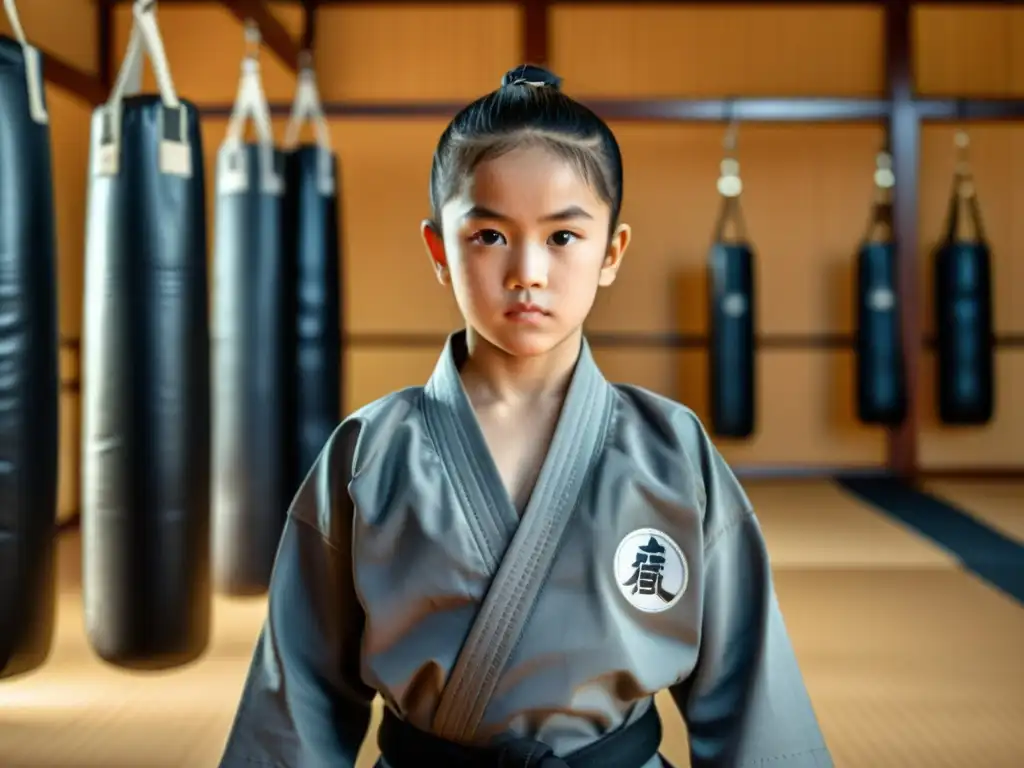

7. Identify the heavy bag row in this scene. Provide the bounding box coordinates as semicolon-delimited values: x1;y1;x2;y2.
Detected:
212;141;341;598
707;238;994;438
81;100;340;670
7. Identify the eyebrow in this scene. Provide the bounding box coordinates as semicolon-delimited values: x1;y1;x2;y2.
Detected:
463;205;593;223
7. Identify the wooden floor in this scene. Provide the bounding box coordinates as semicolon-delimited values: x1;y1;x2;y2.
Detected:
2;480;1022;767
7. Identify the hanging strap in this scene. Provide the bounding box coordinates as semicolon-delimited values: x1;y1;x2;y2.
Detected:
219;19;282;196
3;0;48;124
712;117;748;244
943;128;986;245
93;0;190;179
284;50;335;196
864;148;894;244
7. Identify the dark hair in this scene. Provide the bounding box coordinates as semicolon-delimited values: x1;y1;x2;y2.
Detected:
429;64;624;232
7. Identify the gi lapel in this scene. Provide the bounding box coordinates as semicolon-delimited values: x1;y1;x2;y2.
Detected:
423;332;519;573
423;331;615;743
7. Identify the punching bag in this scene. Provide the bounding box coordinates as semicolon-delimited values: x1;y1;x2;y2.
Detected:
81;2;211;670
283;59;341;493
0;12;60;680
934;132;994;426
212;28;290;596
855;152;906;425
707;149;755;439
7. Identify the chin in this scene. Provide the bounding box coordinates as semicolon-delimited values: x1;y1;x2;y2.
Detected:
482;324;575;359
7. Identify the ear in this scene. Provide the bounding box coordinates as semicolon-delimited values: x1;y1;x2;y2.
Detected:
598;223;631;287
420;219;450;286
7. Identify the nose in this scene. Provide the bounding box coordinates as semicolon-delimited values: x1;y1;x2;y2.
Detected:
505;240;549;291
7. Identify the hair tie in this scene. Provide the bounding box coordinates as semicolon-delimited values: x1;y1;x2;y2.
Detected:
500;65;562;91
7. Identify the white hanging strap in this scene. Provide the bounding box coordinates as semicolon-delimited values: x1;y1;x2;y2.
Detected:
108;0;179;109
220;19;281;196
122;31;144;97
284;51;334;195
284;51;330;149
225;20;275;147
94;0;190;179
4;0;48;124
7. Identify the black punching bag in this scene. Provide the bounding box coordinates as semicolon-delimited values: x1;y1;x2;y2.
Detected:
0;32;60;680
285;147;340;491
934;137;994;425
707;155;755;439
855;154;906;425
81;10;211;670
212;69;290;596
283;63;341;493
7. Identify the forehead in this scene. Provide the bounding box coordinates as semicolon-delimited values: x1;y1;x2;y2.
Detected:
450;144;606;219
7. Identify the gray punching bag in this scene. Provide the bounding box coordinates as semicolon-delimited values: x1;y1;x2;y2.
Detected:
81;5;211;670
212;38;290;596
282;62;341;494
0;14;60;680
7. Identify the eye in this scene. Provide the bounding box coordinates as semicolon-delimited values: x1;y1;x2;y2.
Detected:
549;230;579;247
470;229;507;247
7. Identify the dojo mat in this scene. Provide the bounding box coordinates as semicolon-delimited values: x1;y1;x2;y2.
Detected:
1;479;1021;767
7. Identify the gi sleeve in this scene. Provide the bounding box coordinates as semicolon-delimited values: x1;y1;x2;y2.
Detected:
219;424;375;768
671;427;833;768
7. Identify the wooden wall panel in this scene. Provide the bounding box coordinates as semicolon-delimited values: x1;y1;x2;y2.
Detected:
346;349;442;415
59;346;79;526
599;124;885;336
313;4;520;102
914;5;1024;97
329;119;462;334
549;4;885;98
111;2;299;103
0;0;96;73
46;85;91;525
49;87;91;341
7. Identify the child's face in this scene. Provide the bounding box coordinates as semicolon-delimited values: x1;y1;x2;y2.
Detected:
423;144;630;358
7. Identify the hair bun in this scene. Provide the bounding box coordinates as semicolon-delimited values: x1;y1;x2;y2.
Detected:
500;64;562;91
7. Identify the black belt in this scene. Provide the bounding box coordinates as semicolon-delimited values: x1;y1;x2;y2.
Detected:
378;704;662;768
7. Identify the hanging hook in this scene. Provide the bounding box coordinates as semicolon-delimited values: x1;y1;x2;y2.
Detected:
718;99;742;199
722;97;739;155
244;19;261;60
874;149;895;191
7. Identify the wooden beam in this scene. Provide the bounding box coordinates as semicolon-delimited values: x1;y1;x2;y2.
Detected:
301;0;317;51
886;0;921;479
198;96;893;121
219;0;300;71
522;0;549;65
97;0;114;91
38;47;106;105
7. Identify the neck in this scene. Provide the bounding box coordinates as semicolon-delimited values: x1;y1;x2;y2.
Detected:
458;327;583;409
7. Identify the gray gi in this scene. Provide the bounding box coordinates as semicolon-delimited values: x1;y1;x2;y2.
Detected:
219;331;833;768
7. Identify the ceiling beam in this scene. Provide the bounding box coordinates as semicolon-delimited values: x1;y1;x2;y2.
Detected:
219;0;301;71
39;47;107;105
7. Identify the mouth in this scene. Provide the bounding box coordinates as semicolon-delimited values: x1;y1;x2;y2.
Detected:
505;302;549;317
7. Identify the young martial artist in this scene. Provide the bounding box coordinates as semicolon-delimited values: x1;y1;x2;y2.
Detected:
219;64;833;768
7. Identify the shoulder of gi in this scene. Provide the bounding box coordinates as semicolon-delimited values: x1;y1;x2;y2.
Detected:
290;386;424;548
609;383;755;550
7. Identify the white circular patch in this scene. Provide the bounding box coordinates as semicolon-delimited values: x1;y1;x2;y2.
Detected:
613;528;688;613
